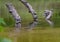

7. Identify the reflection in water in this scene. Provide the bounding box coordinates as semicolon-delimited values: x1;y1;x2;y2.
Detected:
15;23;21;28
46;19;54;27
8;28;30;42
7;20;38;42
28;21;38;29
8;28;21;42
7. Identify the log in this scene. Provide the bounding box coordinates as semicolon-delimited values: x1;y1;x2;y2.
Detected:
44;9;54;27
28;21;38;28
6;3;21;28
20;0;38;22
44;9;53;20
46;19;54;27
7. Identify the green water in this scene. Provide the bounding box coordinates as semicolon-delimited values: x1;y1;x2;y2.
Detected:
0;27;60;42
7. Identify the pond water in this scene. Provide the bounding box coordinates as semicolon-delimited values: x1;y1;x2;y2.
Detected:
0;18;60;42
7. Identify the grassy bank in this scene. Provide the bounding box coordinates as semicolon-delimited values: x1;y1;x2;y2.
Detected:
0;0;60;27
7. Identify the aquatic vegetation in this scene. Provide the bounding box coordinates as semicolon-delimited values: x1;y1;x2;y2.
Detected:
0;18;7;26
0;26;4;32
0;38;12;42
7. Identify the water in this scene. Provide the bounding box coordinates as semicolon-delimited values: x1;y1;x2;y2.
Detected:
0;18;60;42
